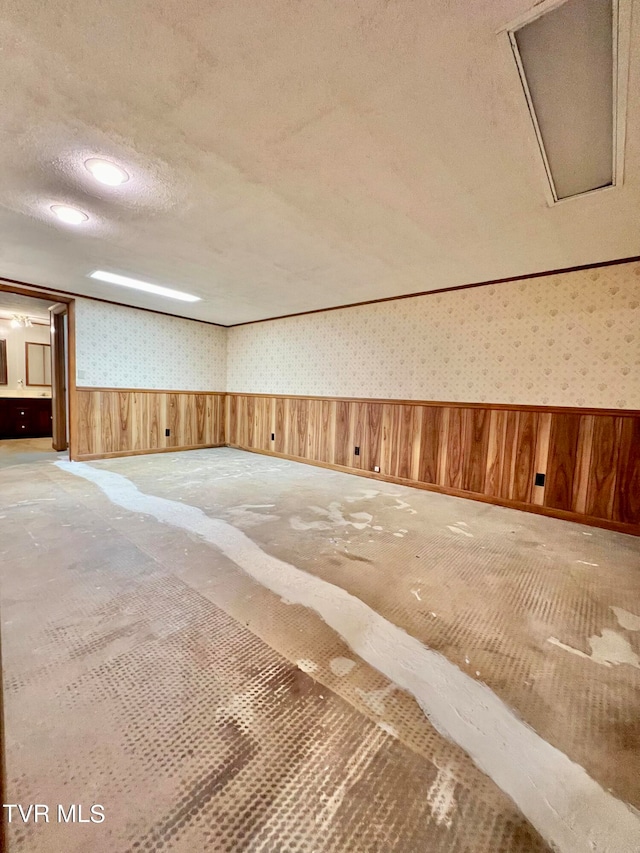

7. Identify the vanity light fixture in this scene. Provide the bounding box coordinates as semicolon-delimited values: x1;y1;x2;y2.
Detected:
85;158;129;186
10;315;33;328
89;270;201;302
51;204;89;225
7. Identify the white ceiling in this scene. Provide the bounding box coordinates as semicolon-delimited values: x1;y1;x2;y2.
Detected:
0;0;638;326
0;292;53;323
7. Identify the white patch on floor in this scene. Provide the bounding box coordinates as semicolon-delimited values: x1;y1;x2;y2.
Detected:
548;631;640;669
447;524;474;538
290;516;331;531
57;460;640;853
6;498;56;507
427;766;457;829
316;730;385;831
329;657;357;677
350;512;373;523
377;721;398;738
226;506;280;527
345;489;384;502
355;683;395;716
216;688;257;731
611;607;640;632
391;498;417;514
290;502;373;532
296;659;318;673
576;560;599;567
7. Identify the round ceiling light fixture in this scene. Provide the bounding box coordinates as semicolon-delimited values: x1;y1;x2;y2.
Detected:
50;204;89;225
84;158;129;186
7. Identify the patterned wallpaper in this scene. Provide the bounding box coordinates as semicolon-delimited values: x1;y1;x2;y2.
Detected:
226;261;640;409
73;261;640;407
75;299;227;390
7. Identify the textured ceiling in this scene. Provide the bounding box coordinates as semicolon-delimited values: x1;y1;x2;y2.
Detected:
0;293;54;322
0;0;638;325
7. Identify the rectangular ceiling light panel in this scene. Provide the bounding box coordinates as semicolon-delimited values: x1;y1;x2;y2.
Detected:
89;270;201;302
508;0;627;202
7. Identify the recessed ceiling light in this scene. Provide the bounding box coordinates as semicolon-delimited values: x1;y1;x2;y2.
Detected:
85;158;129;186
89;270;201;302
51;204;89;225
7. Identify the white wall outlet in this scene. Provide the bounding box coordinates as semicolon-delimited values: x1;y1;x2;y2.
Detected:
373;465;380;473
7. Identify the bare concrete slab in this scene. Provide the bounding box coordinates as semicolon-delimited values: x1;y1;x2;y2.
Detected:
1;447;639;852
0;438;62;469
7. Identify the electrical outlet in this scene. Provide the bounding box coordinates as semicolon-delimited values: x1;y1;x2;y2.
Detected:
271;433;275;441
354;446;360;456
534;472;545;486
165;429;171;437
374;465;380;473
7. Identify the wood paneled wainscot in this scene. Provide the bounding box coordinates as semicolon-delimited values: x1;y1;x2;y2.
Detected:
76;388;225;459
226;395;640;535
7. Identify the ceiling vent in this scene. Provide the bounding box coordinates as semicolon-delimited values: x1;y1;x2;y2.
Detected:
501;0;631;204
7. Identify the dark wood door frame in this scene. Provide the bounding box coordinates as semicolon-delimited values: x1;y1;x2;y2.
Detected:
49;304;68;451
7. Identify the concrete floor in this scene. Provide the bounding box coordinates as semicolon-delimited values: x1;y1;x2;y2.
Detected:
1;445;639;852
0;437;62;469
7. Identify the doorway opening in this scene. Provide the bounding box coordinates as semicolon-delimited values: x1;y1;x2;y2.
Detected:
0;282;75;467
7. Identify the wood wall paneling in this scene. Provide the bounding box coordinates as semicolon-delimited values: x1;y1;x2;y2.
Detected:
585;416;618;519
544;414;582;511
350;402;366;470
334;400;351;468
363;403;383;472
76;390;225;460
225;394;639;535
246;395;255;449
614;417;640;525
448;406;473;490
400;405;420;481
511;411;538;503
77;389;97;456
485;409;505;498
78;390;639;533
317;399;336;463
275;398;286;455
532;413;552;506
258;395;273;451
294;397;309;459
417;405;442;485
465;408;491;495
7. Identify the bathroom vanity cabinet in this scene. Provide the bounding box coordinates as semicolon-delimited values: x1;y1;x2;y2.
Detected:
0;397;53;439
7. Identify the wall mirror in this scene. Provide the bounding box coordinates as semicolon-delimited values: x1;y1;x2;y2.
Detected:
0;339;7;385
26;342;51;386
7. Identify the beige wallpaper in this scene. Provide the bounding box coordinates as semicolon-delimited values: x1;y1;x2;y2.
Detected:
227;261;640;409
75;299;227;391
